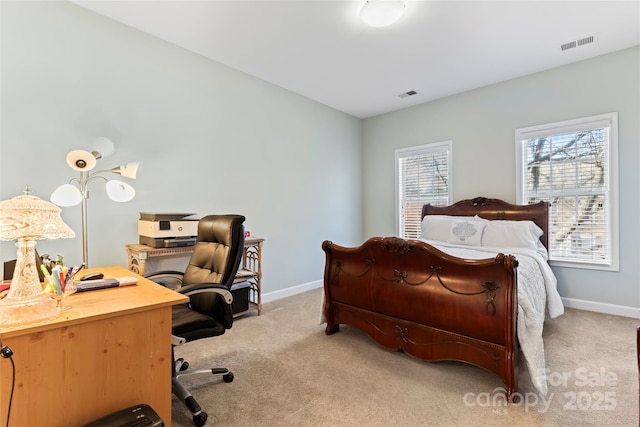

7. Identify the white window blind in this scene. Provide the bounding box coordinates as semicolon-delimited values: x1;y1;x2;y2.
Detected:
516;113;618;270
396;141;452;239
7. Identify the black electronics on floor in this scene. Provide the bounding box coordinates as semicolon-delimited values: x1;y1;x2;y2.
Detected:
82;403;163;427
231;280;251;314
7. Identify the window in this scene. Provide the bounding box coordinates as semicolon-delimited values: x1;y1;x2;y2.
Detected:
396;141;452;238
516;113;618;270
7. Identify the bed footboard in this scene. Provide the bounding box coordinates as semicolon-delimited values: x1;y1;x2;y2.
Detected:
322;236;520;400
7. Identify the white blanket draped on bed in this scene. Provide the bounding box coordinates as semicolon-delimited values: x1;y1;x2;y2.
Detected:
419;239;564;395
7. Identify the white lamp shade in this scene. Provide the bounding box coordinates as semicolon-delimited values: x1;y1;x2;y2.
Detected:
360;0;405;28
92;137;115;159
115;162;141;179
106;180;135;202
50;184;83;207
66;150;97;171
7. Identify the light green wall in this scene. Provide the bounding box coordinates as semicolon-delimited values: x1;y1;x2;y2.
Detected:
362;46;640;309
2;1;638;311
0;1;363;294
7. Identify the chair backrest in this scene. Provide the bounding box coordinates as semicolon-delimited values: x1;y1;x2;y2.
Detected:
183;214;246;289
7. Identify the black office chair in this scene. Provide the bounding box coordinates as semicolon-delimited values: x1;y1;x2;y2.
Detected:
145;214;246;427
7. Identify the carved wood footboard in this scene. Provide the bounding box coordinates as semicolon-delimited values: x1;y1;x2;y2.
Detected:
322;237;520;400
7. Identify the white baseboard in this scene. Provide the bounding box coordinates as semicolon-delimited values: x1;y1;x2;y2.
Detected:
261;282;640;320
562;297;640;319
262;279;323;304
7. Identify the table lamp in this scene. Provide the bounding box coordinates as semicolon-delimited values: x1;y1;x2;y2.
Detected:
0;186;75;327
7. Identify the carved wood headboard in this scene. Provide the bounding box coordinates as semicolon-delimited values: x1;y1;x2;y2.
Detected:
421;197;549;249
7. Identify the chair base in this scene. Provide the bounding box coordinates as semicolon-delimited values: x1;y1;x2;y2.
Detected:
173;357;234;427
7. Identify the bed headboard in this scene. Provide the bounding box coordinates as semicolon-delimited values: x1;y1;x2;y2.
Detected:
421;196;549;249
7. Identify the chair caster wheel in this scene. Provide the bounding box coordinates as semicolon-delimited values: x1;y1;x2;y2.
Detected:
223;372;234;383
193;412;208;426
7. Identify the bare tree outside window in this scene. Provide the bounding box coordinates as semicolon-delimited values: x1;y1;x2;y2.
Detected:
517;113;618;270
396;141;452;239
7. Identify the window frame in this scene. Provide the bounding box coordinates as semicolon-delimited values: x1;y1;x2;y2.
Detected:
395;141;453;239
515;112;619;271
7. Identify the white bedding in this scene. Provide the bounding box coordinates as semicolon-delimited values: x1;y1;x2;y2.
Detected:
419;238;564;395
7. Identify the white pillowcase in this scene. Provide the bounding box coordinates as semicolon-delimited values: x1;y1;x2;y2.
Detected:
481;220;543;251
446;219;486;246
421;215;546;255
421;215;478;242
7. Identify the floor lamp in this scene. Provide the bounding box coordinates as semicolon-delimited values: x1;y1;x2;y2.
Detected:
51;138;141;268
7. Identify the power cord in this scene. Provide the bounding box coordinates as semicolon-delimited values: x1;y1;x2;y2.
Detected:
0;338;15;427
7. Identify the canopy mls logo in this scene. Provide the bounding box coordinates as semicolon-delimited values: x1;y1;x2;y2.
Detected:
462;367;618;415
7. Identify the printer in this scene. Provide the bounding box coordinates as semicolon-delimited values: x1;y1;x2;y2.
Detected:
138;213;198;248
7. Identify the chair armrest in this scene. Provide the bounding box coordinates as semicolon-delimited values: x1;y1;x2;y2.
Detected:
172;334;186;346
144;270;185;280
144;270;185;289
179;283;233;305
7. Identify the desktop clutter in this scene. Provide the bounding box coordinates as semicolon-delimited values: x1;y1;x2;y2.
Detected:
39;254;83;296
37;254;138;296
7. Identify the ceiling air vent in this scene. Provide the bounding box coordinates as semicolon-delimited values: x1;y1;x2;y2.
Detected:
398;90;418;99
561;34;597;51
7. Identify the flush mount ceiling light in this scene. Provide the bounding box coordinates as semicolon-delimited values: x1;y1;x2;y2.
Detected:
360;0;406;28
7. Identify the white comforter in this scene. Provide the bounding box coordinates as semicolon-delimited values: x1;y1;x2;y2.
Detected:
419;239;564;395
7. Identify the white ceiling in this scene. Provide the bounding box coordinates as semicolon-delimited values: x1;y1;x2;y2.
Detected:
73;1;640;119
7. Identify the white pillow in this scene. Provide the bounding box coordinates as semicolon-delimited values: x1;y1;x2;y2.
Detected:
536;240;549;260
481;220;543;250
421;215;478;243
446;219;486;246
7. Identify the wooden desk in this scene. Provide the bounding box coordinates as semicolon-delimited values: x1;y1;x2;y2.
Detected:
126;237;264;315
0;266;188;427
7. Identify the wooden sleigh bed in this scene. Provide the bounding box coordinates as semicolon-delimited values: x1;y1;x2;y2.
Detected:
322;197;554;401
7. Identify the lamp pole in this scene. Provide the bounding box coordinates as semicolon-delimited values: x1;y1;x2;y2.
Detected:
72;170;116;268
80;172;89;268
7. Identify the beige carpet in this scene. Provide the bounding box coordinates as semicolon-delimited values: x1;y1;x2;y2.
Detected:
171;288;638;427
